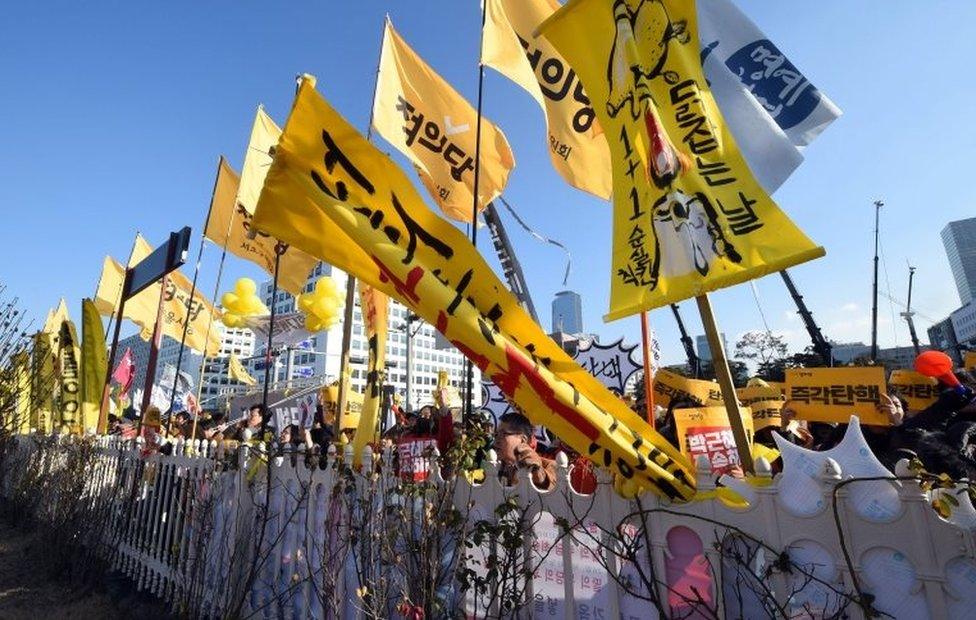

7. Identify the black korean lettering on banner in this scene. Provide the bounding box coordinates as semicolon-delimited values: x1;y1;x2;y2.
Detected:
517;34;596;134
716;192;763;235
311;130;376;201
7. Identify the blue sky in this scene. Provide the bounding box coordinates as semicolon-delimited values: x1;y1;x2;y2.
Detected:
1;1;974;366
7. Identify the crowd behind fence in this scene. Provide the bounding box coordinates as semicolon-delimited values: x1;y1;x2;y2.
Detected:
2;420;975;620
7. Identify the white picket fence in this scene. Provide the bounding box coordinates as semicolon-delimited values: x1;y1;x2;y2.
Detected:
3;418;976;619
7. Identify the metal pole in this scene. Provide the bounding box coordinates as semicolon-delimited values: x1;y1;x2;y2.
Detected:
260;248;284;440
639;311;656;427
696;294;753;473
904;266;921;355
871;199;883;362
138;275;169;436
465;0;489;424
405;315;414;413
334;272;357;439
98;270;130;433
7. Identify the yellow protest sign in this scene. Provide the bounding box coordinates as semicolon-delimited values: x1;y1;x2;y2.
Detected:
888;369;939;412
94;237;221;356
785;367;888;426
353;283;389;459
321;383;364;430
653;369;723;408
482;0;611;199
31;329;55;433
252;76;694;500
11;351;32;434
203;115;318;297
750;399;784;431
736;385;784;407
674;406;753;475
539;0;824;320
965;351;976;372
228;354;256;386
373;19;515;222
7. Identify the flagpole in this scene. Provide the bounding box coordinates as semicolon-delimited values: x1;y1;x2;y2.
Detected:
259;248;283;440
463;0;489;425
334;27;388;439
188;157;244;442
639;311;656;427
137;274;169;437
101;232;141;345
696;293;753;473
165;159;223;434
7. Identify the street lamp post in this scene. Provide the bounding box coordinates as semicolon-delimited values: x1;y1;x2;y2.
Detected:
399;312;422;413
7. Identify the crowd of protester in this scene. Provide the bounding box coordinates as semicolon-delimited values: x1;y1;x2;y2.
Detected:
105;363;976;494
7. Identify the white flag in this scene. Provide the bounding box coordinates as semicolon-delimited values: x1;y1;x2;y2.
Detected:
698;0;841;192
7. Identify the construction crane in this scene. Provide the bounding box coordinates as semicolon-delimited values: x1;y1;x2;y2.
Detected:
670;303;702;378
482;202;539;323
779;270;834;365
902;265;922;355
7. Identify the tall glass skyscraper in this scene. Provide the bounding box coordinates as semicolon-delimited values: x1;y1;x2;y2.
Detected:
551;290;583;334
942;217;976;304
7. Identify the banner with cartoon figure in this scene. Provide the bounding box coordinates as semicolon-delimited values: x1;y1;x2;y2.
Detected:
539;0;824;320
252;76;694;500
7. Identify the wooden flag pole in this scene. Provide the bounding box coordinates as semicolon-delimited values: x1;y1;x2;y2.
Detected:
639;311;656;428
695;293;753;473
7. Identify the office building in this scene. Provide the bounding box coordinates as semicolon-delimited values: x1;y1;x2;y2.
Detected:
695;333;726;363
927;318;961;365
942;217;976;305
551;290;583;335
117;333;204;395
258;263;479;409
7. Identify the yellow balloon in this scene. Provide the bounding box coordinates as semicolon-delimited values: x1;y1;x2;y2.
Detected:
222;313;241;328
297;294;314;312
305;316;324;332
235;277;257;297
315;277;336;296
244;296;265;315
314;296;337;319
221;292;239;309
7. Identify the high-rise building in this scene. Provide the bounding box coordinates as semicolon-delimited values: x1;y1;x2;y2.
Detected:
551;290;583;334
695;333;726;362
117;333;204;395
941;217;976;304
258;263;479;409
928;317;962;365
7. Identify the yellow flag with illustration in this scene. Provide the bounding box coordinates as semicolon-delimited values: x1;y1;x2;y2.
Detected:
228;354;257;386
482;0;611;199
352;283;389;460
93;236;221;356
203;111;318;296
253;76;694;500
51;299;82;433
80;298;107;433
539;0;824;320
31;328;55;433
373;19;515;223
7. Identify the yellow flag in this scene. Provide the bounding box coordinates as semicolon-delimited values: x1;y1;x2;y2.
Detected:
539;0;824;320
482;0;611;199
51;299;82;433
31;329;55;433
252;76;693;500
353;283;388;460
94;237;221;356
12;350;32;434
203;114;318;296
228;353;257;386
80;298;107;433
373;19;515;223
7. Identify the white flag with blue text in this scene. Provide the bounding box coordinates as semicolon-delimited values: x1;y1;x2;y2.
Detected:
699;0;841;193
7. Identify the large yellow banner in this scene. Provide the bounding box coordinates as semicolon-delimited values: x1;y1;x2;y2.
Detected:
373;19;515;223
203;113;318;296
253;76;694;500
482;0;611;199
52;299;82;433
353;283;389;460
785;367;888;426
12;351;32;434
94;237;221;356
31;329;55;433
80;298;107;433
539;0;824;320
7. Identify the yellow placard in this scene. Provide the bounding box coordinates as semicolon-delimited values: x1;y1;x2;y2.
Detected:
965;351;976;372
785;367;888;426
750;399;784;431
251;76;694;500
373;20;515;222
736;385;784;407
674;406;753;474
482;0;611;199
539;0;824;320
653;369;724;408
888;369;939;412
321;383;364;430
353;283;389;458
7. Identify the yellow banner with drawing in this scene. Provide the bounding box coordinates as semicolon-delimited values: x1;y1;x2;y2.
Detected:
252;76;694;500
538;0;824;320
785;367;888;426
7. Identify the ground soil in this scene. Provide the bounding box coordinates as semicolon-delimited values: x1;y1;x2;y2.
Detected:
0;515;171;620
